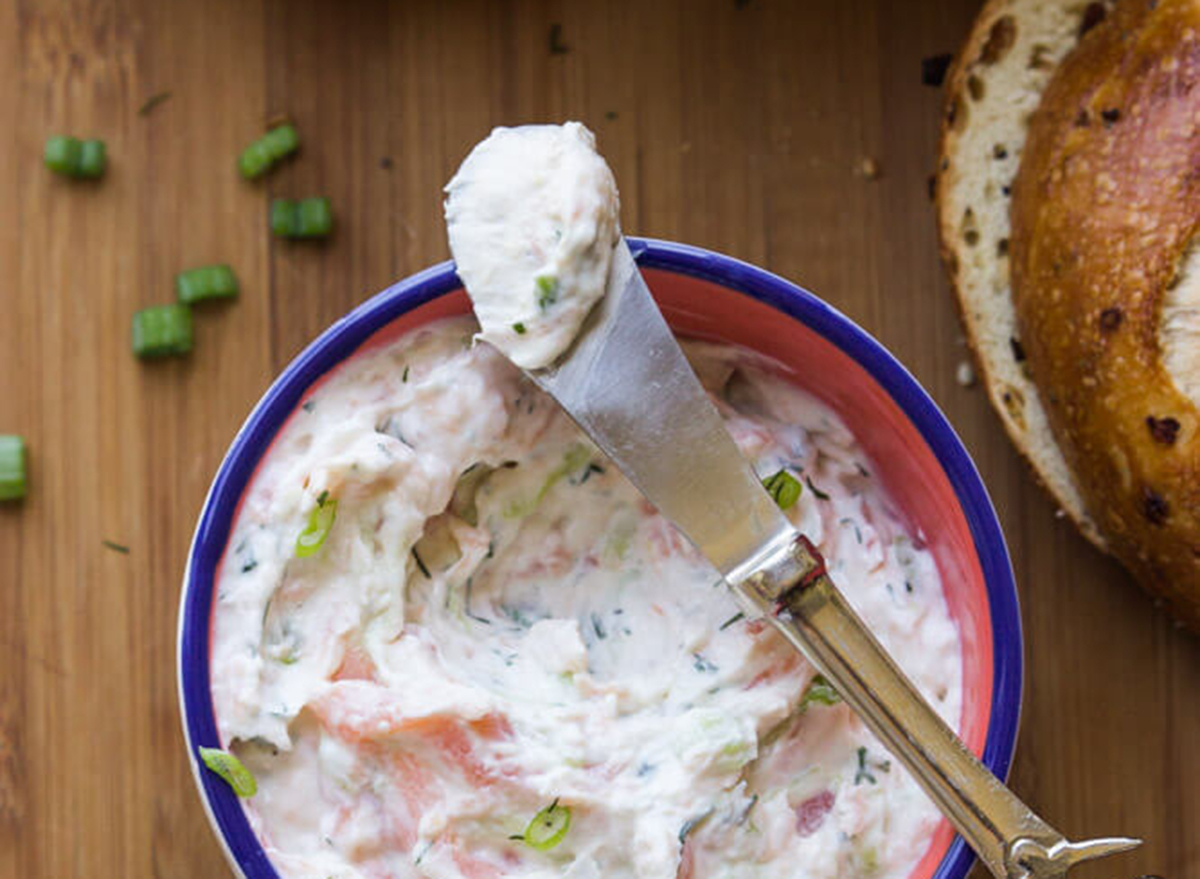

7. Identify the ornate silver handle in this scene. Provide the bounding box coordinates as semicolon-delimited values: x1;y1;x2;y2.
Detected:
734;536;1140;879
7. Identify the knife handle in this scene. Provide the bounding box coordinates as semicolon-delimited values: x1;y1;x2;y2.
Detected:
738;536;1138;879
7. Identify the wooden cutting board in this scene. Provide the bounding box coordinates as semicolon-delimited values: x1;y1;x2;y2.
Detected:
0;0;1194;876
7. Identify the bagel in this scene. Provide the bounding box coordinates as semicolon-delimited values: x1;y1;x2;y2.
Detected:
937;0;1200;628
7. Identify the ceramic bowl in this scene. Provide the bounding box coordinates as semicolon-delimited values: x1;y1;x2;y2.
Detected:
178;237;1022;879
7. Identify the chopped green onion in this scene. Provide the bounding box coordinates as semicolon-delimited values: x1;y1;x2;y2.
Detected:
131;304;193;358
295;493;337;557
512;322;527;335
270;197;333;238
518;799;571;851
44;136;80;174
0;435;27;501
535;275;560;310
719;611;745;631
238;124;300;179
175;264;239;305
198;746;257;797
799;674;841;709
762;469;802;510
44;136;106;178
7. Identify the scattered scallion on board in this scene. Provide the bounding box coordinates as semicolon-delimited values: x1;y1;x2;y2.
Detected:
0;435;27;501
131;304;193;358
238;124;300;179
762;468;801;510
44;136;107;179
271;197;333;239
198;747;257;797
295;491;337;557
176;264;239;305
511;799;571;851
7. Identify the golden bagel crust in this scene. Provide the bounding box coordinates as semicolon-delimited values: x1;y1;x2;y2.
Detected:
1011;0;1200;628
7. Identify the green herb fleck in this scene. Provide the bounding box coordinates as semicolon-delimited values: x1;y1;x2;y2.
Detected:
678;808;713;843
692;653;718;674
199;746;257;797
535;275;560;310
412;547;432;579
840;517;863;545
512;322;527;335
854;746;876;785
762;469;802;510
101;539;130;555
402;365;410;382
805;476;831;501
574;462;605;484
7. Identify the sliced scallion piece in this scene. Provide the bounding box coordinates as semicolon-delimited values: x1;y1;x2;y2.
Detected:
238;124;300;179
799;674;841;709
198;746;257;797
44;136;106;179
0;435;27;501
535;275;559;310
77;140;106;177
517;799;571;851
131;304;193;358
176;264;239;305
270;197;333;239
296;197;333;236
269;199;296;237
296;492;337;557
762;469;801;510
44;136;81;174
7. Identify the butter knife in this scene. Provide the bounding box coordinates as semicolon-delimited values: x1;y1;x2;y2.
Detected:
521;239;1139;879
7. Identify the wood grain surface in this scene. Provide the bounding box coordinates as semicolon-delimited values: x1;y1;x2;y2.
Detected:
0;1;1195;877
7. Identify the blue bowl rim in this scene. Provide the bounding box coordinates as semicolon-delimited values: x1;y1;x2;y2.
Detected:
177;235;1023;879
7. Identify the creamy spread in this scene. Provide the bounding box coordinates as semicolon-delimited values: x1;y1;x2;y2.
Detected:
209;318;963;879
444;123;619;370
